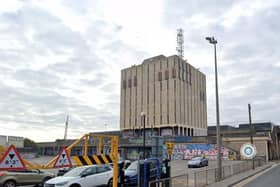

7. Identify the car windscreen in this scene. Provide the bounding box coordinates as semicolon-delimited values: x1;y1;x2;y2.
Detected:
63;167;85;177
126;161;138;171
191;157;202;161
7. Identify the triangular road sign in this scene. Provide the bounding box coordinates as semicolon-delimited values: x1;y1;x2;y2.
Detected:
53;148;72;168
0;145;26;170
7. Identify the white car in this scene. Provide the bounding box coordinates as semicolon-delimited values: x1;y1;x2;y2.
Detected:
44;165;112;187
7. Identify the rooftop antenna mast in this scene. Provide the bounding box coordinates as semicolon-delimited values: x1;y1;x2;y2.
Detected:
64;115;69;140
176;28;184;59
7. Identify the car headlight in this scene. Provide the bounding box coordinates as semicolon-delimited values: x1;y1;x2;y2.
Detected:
56;181;69;186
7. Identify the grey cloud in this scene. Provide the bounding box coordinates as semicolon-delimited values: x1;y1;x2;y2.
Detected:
47;54;104;75
101;83;117;92
79;72;108;87
163;0;234;27
13;69;62;89
163;0;280;125
0;2;125;141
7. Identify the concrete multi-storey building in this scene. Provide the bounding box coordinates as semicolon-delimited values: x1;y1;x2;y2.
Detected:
120;55;207;136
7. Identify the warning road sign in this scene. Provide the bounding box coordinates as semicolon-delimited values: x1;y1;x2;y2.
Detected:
53;148;72;168
0;145;26;170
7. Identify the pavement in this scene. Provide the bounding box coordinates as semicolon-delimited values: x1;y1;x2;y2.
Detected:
241;163;280;187
206;162;274;187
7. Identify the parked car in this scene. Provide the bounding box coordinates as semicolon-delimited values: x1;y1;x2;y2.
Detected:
187;157;208;168
0;169;54;187
122;160;160;186
44;165;112;187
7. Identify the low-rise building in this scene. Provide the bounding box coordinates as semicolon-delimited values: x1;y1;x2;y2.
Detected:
208;122;279;160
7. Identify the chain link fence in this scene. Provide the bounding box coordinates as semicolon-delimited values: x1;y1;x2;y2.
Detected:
148;158;267;187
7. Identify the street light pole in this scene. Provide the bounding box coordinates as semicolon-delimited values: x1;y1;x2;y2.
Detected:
206;36;222;181
248;103;255;169
141;112;146;159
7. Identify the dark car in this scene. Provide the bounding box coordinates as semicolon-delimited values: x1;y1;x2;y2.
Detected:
124;160;160;186
187;157;208;168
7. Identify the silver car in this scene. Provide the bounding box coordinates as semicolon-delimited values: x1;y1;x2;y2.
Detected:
187;157;208;168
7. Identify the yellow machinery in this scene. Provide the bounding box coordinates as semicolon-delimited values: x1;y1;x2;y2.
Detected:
0;134;119;187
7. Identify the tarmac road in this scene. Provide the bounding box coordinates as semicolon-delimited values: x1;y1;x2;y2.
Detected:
243;164;280;187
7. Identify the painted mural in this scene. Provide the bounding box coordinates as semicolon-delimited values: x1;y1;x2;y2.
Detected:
172;144;230;160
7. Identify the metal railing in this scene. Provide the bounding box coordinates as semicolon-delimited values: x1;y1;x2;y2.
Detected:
193;159;267;187
148;159;267;187
148;174;189;187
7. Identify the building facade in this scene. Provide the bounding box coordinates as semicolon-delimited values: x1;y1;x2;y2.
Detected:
0;135;24;148
208;122;279;160
120;55;207;136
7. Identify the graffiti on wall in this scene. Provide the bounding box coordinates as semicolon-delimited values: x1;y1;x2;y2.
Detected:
172;144;229;160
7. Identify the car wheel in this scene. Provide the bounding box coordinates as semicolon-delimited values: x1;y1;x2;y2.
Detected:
70;184;81;187
107;178;113;187
4;180;16;187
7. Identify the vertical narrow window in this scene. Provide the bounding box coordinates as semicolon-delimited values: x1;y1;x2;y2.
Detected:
165;70;169;80
186;64;189;84
181;62;184;81
122;80;126;89
167;115;169;124
185;63;188;83
147;65;149;104
172;68;176;78
134;76;137;86
158;72;162;81
160;82;162;91
160;115;162;124
128;79;132;88
167;80;169;90
203;92;206;101
183;64;186;81
178;69;181;80
189;68;192;84
174;108;176;123
178;60;181;80
174;79;176;123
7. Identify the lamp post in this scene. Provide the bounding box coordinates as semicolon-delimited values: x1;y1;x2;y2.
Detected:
205;36;222;181
248;104;255;169
141;112;146;159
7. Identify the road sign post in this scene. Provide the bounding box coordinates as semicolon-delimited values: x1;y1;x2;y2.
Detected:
166;142;174;159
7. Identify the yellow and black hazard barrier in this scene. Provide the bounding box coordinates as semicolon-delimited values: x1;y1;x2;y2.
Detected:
73;154;113;166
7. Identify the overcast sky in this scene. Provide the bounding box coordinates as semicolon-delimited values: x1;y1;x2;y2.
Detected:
0;0;279;142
